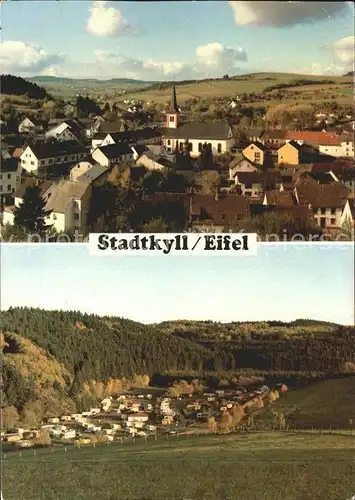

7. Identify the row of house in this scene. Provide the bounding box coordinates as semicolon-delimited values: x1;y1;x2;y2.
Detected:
245;129;354;159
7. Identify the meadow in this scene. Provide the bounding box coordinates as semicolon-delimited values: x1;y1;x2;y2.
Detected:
252;376;355;430
28;73;353;105
3;432;355;500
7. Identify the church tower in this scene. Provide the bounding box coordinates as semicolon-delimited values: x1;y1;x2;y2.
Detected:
165;84;179;129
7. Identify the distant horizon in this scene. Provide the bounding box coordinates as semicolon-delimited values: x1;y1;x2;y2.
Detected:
0;304;347;327
17;70;353;83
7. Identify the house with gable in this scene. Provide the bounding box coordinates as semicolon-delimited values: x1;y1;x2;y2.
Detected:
242;141;268;166
18;117;43;135
294;177;349;230
45;119;85;144
189;193;251;232
0;150;22;203
20;142;87;173
277;140;307;165
229;154;260;179
91;142;134;168
2;177;92;233
234;170;281;198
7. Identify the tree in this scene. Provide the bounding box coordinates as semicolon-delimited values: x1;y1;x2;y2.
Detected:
218;411;233;433
265;104;292;129
1;406;20;431
239;115;251;128
140;217;169;233
22;400;45;427
13;186;51;234
230;403;244;427
199;142;215;170
207;416;217;433
22;409;38;428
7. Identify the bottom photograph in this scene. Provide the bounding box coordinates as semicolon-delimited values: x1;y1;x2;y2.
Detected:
1;243;355;500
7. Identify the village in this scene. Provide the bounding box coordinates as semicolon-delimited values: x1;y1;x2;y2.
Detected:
1;381;287;451
1;83;354;239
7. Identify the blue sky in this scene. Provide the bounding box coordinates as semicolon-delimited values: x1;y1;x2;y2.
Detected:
1;1;354;80
1;243;354;325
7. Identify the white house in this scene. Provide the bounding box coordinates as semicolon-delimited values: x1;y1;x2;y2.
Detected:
229;155;260;179
136;154;168;171
61;429;76;439
20;142;87;173
294;178;349;229
319;136;354;158
70;159;97;181
340;199;354;227
45;119;85;143
0;151;22;202
18;117;42;134
91;143;134;168
127;412;149;424
2;179;92;234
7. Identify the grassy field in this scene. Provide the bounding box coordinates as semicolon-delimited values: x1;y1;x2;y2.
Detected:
3;432;355;500
27;77;153;100
116;73;352;105
254;376;355;430
28;73;353;105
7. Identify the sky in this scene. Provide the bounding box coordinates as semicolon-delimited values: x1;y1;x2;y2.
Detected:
0;1;354;80
1;243;354;325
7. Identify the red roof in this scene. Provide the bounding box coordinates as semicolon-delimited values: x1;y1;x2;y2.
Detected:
12;148;23;158
285;131;341;146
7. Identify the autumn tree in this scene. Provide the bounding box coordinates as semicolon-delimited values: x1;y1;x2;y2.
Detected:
230;403;244;428
207;416;217;433
218;411;233;434
1;406;19;431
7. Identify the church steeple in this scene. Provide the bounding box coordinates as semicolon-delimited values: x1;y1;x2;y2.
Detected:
171;83;178;112
166;83;179;129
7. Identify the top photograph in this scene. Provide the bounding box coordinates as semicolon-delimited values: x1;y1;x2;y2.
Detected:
0;0;354;242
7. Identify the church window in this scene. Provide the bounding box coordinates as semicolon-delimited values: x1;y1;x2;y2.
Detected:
217;143;222;153
169;116;175;122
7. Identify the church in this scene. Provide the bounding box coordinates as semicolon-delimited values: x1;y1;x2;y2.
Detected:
162;85;235;157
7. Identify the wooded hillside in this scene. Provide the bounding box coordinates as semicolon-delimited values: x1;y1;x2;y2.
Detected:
1;74;51;99
1;308;354;416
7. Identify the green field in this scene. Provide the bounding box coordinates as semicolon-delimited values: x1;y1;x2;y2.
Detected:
27;77;153;100
116;73;352;105
254;376;355;430
28;73;353;105
3;432;355;500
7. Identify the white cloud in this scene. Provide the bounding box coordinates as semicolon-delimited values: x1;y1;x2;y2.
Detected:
326;36;355;63
229;1;348;27
196;42;247;73
87;1;130;37
4;38;247;81
143;59;185;75
0;41;64;74
86;42;247;80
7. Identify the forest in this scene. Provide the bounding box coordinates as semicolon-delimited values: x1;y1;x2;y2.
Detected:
1;308;354;417
1;75;51;99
